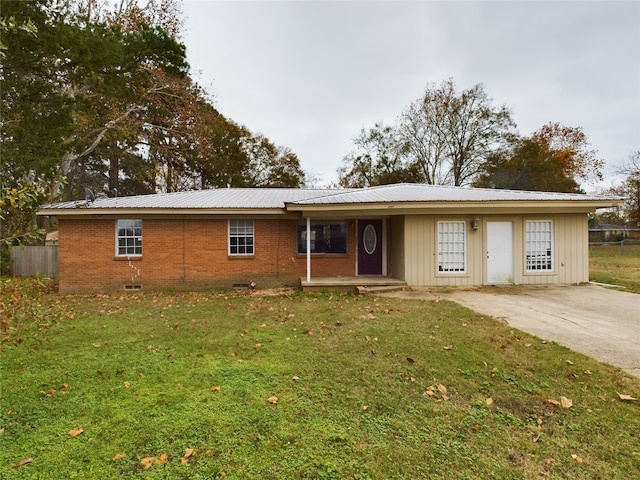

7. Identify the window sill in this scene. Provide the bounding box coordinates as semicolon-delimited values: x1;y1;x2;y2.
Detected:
115;256;142;261
524;271;556;276
228;255;255;260
435;272;469;278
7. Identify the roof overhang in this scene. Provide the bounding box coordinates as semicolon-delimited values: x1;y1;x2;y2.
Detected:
284;199;624;217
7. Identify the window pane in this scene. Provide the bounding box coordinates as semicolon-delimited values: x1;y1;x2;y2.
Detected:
438;221;466;273
526;221;553;271
297;222;347;254
116;219;142;256
229;220;254;256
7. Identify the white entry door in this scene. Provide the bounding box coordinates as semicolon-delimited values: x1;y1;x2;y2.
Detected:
486;221;514;284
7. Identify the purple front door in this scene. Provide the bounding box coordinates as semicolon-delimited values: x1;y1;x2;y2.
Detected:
357;219;383;275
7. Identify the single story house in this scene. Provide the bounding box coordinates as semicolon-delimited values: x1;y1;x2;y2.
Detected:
37;183;622;293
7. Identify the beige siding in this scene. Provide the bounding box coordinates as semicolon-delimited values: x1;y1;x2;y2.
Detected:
389;216;405;280
402;213;590;287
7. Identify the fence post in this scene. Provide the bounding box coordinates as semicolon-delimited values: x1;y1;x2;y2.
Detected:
620;238;625;256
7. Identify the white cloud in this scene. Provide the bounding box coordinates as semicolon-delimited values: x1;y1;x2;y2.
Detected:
183;0;640;189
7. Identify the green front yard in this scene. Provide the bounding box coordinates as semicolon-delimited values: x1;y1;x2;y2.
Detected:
1;283;638;479
589;242;640;293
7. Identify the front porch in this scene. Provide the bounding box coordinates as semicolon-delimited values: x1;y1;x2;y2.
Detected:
300;276;407;293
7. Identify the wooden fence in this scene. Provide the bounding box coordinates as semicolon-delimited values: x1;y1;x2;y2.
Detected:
10;246;59;277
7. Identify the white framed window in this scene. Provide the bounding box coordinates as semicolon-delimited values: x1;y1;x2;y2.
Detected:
229;219;254;255
525;220;554;271
437;221;466;273
116;219;142;256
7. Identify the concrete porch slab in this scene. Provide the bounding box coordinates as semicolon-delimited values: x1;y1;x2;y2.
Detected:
300;276;407;293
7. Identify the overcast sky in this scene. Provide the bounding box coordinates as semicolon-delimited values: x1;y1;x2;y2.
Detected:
182;1;640;190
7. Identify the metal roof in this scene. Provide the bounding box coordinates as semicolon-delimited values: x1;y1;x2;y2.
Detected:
38;183;622;214
288;183;621;205
39;188;344;211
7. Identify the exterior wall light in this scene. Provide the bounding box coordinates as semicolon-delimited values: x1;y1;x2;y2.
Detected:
471;217;480;231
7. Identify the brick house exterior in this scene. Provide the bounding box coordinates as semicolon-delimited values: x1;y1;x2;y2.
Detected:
57;217;357;292
38;184;621;293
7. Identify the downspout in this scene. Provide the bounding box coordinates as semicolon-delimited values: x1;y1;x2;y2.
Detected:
306;216;311;282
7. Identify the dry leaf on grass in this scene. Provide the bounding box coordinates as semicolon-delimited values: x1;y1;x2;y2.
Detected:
437;384;447;394
211;386;221;392
13;458;33;468
112;453;126;461
268;396;278;404
485;398;493;406
547;399;561;406
181;447;195;465
443;345;453;350
140;457;155;469
157;452;168;463
68;427;83;437
617;392;637;401
571;454;583;463
560;396;573;408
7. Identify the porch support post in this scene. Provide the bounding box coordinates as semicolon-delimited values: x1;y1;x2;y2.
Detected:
306;216;311;282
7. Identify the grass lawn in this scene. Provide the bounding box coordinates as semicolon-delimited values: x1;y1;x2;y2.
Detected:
589;242;640;293
1;286;639;479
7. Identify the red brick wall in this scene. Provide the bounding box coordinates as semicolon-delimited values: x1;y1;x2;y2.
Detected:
58;217;357;293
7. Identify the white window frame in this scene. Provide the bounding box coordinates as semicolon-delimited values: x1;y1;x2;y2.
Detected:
116;219;142;257
437;221;466;273
228;219;254;256
525;220;554;272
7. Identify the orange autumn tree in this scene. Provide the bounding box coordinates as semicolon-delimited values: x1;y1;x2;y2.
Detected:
475;122;604;192
531;122;604;186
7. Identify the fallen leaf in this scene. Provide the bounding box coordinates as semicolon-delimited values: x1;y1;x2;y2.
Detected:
292;376;299;381
124;381;131;388
485;397;493;406
183;447;194;461
566;360;574;365
473;424;482;431
268;396;278;404
547;399;561;406
157;452;168;463
13;458;33;468
255;343;261;349
112;453;126;461
219;473;226;480
560;396;573;408
140;457;155;469
211;386;221;392
362;405;369;411
443;345;453;350
406;357;414;363
437;384;447;394
571;454;583;463
68;427;83;437
617;392;638;401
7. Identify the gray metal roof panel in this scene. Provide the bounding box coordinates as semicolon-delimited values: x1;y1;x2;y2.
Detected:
39;184;621;212
40;188;345;210
288;183;621;205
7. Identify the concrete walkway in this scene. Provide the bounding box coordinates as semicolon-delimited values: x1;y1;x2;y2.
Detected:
382;283;640;378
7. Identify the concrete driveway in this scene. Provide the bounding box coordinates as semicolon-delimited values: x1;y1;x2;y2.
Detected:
382;283;640;378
